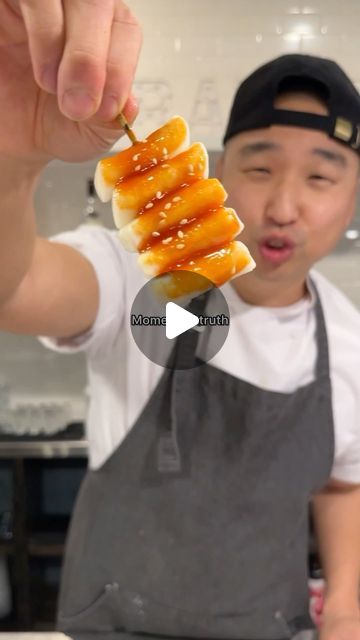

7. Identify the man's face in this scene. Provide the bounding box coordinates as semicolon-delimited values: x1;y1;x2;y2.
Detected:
217;93;360;299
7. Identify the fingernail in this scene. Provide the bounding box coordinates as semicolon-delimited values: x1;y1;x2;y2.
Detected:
123;94;139;122
61;88;97;120
40;64;57;94
97;95;120;122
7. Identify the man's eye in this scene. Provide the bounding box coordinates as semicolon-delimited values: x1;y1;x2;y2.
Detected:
309;174;332;182
245;168;270;175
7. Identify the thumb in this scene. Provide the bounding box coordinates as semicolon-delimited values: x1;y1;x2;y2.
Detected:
90;93;139;150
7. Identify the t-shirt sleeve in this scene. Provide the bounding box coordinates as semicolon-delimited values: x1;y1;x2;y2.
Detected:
324;280;360;485
331;403;360;484
38;225;125;358
331;448;360;484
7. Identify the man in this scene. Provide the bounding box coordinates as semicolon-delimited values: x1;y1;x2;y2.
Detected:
0;3;360;640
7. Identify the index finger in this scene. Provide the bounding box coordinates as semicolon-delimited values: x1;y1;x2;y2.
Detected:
96;1;143;121
18;0;64;93
57;0;142;122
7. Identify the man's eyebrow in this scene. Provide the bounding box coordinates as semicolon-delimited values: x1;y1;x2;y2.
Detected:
236;142;348;168
237;141;281;157
311;147;347;168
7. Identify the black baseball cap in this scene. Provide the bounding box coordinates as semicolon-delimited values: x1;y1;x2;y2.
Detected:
223;54;360;154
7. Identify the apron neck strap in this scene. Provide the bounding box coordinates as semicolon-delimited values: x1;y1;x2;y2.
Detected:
310;278;330;380
166;290;212;370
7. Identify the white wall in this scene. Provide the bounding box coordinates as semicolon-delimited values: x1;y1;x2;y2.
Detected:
0;0;359;415
125;0;360;304
125;0;360;149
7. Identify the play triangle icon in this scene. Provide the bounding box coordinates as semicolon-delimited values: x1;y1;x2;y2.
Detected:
165;302;199;340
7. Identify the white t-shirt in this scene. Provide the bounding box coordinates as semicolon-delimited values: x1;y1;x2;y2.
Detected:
39;225;360;482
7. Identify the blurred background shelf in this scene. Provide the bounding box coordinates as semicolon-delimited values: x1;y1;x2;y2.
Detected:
0;542;14;557
0;431;87;631
28;532;66;558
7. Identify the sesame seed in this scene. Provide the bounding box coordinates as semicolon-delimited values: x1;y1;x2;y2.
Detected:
188;172;195;176
148;176;154;181
162;237;173;244
135;165;141;171
172;196;181;202
156;191;162;198
189;261;195;265
152;231;161;237
152;158;158;165
177;230;184;238
180;218;188;225
232;266;236;274
188;164;194;172
164;203;171;210
176;243;185;249
132;154;140;161
145;202;154;209
163;147;168;155
159;212;167;218
162;163;170;167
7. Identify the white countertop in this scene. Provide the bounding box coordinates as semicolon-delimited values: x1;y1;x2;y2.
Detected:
0;634;70;639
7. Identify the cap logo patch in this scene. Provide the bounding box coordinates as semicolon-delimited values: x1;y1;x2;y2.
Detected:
334;117;353;142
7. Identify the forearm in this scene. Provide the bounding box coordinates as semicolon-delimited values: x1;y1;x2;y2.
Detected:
312;481;360;619
0;158;43;305
0;159;100;339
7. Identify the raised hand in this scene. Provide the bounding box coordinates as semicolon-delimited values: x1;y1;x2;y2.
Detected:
0;0;142;164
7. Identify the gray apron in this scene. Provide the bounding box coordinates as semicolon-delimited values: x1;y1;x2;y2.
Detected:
57;283;334;640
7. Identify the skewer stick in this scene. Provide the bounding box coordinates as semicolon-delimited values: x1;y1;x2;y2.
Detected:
117;112;138;146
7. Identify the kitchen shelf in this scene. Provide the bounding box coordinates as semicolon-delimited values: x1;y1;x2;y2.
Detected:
0;422;87;459
28;532;65;558
0;541;14;556
0;431;87;631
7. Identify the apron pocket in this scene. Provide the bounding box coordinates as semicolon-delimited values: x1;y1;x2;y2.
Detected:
60;586;317;638
58;582;123;632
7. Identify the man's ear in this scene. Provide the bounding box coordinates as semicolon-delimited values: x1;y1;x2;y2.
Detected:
215;152;224;181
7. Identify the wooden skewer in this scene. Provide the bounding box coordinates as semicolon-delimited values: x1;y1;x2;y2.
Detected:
117;112;138;146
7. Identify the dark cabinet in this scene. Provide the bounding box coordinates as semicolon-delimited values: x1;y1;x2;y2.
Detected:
0;429;87;631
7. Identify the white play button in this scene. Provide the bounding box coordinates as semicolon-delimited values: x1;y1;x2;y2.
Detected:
130;270;230;369
166;302;199;340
